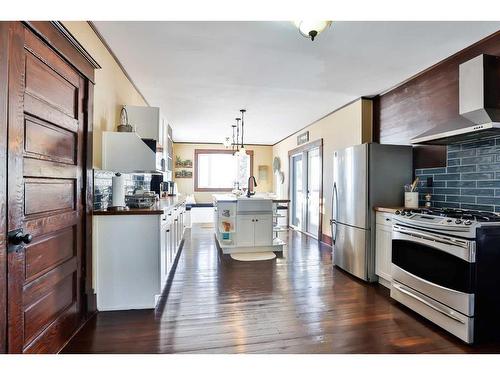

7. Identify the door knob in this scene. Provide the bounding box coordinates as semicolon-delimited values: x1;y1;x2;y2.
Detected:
9;231;33;245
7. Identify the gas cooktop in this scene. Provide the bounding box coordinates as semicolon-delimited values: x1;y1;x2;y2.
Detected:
395;207;500;223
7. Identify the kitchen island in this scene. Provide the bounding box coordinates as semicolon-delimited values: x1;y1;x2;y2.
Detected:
93;196;186;311
213;194;286;254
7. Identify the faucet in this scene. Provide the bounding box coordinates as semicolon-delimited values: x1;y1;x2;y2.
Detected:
246;176;257;198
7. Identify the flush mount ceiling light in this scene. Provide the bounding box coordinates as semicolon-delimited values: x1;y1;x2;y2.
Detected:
294;20;332;41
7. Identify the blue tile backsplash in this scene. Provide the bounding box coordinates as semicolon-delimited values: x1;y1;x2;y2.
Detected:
416;136;500;213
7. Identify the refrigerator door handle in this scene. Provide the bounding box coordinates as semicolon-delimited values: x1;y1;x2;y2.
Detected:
331;182;339;245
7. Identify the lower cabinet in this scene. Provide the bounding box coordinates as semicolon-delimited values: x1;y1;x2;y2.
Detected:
160;203;186;291
236;214;273;247
375;212;393;286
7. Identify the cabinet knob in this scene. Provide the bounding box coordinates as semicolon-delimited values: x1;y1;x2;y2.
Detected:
385;218;390;221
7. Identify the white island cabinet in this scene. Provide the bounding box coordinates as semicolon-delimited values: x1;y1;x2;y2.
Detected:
213;194;284;254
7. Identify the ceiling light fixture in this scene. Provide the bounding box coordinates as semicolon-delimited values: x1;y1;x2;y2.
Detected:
294;20;332;41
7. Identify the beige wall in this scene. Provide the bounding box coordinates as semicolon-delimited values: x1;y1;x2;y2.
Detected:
173;143;273;203
272;98;373;238
62;22;148;169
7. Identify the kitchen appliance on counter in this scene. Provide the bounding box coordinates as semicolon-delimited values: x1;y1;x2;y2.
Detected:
125;190;157;208
391;207;500;343
331;143;413;281
163;181;177;196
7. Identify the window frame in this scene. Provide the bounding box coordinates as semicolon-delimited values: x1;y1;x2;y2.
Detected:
194;149;254;192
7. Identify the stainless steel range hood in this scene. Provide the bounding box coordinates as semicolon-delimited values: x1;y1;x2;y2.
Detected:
411;54;500;145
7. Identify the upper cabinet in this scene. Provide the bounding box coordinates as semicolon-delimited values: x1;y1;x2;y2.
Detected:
124;105;164;146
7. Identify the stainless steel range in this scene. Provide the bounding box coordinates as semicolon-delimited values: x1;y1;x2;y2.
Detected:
390;207;500;344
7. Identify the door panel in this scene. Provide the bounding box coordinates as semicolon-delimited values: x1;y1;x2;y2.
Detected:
7;25;84;353
237;216;254;247
333;223;369;280
254;215;273;247
306;147;320;237
333;144;367;228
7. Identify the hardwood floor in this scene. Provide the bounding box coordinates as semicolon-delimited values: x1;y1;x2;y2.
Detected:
62;225;500;354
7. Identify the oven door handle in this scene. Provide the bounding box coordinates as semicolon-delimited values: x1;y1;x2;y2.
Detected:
393;283;466;324
393;225;472;250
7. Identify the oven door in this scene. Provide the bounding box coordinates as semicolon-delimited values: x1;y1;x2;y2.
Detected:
391;224;476;316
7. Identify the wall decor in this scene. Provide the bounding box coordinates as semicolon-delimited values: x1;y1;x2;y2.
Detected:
175;170;193;178
297;131;309;145
175;156;193;168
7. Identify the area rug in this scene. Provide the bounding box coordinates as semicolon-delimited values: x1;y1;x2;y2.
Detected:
230;252;276;261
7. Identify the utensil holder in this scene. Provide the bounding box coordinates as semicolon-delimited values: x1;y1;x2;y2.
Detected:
405;192;419;209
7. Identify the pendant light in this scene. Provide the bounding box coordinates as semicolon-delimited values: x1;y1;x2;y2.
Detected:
239;109;247;156
234;117;241;156
231;124;236;151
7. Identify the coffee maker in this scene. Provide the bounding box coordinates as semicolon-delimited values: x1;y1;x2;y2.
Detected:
162;181;177;196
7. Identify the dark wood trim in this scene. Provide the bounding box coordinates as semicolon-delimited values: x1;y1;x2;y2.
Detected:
0;21;9;354
174;141;272;146
378;30;500;96
193;149;254;192
83;81;96;315
287;139;323;241
23;21;100;83
87;21;149;106
321;233;333;246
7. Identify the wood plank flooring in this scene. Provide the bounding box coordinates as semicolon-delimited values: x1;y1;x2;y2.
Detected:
62;225;500;354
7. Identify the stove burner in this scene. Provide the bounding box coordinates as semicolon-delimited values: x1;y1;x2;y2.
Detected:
395;207;500;222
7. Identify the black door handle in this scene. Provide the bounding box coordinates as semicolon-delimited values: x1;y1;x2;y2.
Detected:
9;231;33;245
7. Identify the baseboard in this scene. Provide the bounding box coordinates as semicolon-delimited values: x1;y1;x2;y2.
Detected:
321;233;332;246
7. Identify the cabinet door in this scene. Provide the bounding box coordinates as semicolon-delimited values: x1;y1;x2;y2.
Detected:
237;216;255;247
375;224;392;281
253;215;273;247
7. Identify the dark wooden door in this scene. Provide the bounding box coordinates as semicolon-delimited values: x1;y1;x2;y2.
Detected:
6;23;86;353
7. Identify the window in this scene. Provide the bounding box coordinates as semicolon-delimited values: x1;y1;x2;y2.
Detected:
194;149;253;191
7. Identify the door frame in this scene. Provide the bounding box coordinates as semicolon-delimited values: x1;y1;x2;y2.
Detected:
288;138;323;240
0;21;99;353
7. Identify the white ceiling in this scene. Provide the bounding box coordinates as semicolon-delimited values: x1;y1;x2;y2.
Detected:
94;21;500;145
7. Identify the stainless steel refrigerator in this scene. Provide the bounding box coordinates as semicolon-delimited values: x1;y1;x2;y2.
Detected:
331;143;412;281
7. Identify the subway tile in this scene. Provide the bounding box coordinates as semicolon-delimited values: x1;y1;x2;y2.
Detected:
429;194;446;202
461;139;496;149
461;155;495;165
447;181;476;188
447;158;461;166
496;189;500;197
434;173;461;181
415;169;426;176
461;188;494;196
433;201;460;209
496;206;500;213
448;149;476;159
446;165;476;173
478;163;500;172
448;144;462;152
446;195;476;203
461;203;495;211
424;167;447;174
477;180;500;188
433;188;460;195
433;181;446;187
477;146;500;155
477;197;500;206
461;172;495;180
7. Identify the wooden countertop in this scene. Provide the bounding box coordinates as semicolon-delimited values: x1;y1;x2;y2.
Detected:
94;196;186;216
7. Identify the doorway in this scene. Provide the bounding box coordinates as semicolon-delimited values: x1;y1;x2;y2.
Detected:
288;139;323;239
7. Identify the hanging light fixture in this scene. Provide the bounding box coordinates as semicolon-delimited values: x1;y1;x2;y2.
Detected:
239;109;247;156
234;117;241;157
231;124;236;152
294;21;332;41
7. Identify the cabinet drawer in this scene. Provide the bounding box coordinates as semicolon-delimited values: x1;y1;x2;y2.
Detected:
376;212;393;227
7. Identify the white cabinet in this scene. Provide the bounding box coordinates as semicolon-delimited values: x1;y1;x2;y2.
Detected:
254;215;273;246
237;215;255;247
124;105;163;145
375;212;393;286
236;214;273;247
